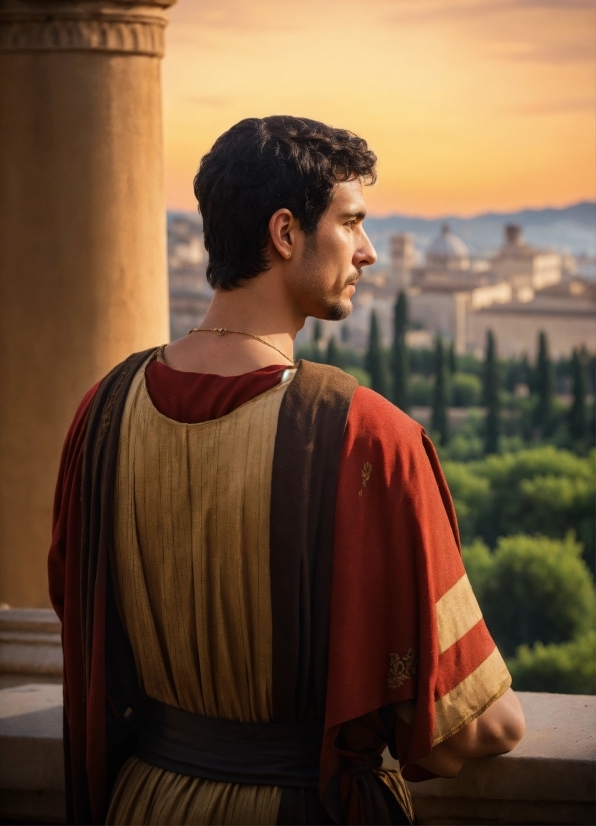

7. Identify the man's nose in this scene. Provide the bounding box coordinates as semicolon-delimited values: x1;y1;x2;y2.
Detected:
356;232;377;268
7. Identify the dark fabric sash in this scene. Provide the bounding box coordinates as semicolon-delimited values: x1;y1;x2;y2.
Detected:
136;696;323;788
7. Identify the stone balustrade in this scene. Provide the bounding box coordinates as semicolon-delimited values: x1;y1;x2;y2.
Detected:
1;609;594;824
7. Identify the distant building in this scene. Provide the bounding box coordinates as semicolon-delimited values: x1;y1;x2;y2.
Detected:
425;224;470;271
387;222;593;358
389;233;416;290
167;214;211;340
466;278;596;359
491;224;562;297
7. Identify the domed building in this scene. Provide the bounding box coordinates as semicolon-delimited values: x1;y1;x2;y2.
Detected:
426;224;470;271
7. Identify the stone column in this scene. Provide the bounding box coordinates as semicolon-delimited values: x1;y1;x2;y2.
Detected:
0;0;176;608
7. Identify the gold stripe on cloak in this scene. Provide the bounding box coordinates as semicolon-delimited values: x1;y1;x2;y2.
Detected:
432;647;511;746
436;573;484;655
107;357;293;825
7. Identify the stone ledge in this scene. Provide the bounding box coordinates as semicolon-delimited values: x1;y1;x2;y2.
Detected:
0;609;62;679
385;692;596;825
0;683;64;824
0;684;594;825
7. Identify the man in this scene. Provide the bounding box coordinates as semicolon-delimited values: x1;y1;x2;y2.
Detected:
48;116;524;826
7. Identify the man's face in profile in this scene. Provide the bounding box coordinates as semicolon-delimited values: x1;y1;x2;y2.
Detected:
291;178;377;321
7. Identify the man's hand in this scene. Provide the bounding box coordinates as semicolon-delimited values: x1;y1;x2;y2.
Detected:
415;688;526;778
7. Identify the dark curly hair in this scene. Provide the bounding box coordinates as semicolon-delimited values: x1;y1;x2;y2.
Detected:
193;116;377;290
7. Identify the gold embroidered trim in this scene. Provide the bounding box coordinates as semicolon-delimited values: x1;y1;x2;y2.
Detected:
359;461;372;497
388;648;418;690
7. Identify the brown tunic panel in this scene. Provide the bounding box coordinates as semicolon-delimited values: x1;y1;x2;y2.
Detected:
107;358;292;825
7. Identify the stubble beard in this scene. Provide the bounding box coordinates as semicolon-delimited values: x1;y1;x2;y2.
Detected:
301;235;358;322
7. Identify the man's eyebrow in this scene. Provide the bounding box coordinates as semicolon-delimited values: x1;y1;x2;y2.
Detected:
340;210;366;221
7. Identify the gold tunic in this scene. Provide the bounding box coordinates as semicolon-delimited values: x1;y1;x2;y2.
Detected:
107;357;293;825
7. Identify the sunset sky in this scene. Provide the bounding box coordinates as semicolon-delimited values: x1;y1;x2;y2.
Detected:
162;0;595;217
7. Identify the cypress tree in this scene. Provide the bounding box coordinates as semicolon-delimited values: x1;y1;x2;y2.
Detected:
448;340;457;375
326;336;339;367
568;348;586;441
312;319;322;344
534;331;553;433
390;291;409;410
431;335;449;445
365;310;389;397
483;330;500;455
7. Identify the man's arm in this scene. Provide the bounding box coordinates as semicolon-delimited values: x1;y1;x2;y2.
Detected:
415;688;526;777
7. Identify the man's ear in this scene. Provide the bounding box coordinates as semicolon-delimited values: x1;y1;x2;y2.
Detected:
269;208;296;261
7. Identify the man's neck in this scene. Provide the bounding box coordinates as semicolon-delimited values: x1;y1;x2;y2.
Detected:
164;271;304;376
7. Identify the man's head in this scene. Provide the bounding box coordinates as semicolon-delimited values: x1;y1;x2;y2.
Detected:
194;116;377;320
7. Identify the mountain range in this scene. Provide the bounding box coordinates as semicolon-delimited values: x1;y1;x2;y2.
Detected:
364;201;595;266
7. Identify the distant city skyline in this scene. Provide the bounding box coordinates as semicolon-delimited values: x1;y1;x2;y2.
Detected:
163;0;595;217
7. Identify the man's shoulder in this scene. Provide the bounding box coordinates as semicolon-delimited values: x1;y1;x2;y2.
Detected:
69;347;158;432
349;386;424;442
298;359;355;382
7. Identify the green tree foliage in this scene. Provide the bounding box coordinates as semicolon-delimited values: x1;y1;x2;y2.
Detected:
326;336;339;367
483;330;500;455
344;366;371;387
450;373;482;407
463;534;594;657
391;291;409;410
446;474;490;545
534;331;554;434
365;310;389;397
407;347;435;377
408;376;433;407
312;319;322;343
444;446;596;571
516;473;595;574
461;538;493;597
504;356;527;393
431;336;449;445
507;631;595;695
568;348;586;441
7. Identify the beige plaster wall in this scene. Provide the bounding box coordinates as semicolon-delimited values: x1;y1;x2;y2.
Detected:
0;49;169;607
408;290;469;353
466;309;596;359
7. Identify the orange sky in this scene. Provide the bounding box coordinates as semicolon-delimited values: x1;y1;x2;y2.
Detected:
162;0;595;217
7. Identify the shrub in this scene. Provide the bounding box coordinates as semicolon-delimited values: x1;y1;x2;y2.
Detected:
479;534;594;657
408;376;433;406
462;539;493;599
344;367;371;388
439;433;484;463
443;465;490;544
518;474;595;574
455;446;596;570
508;631;596;695
450;372;482;407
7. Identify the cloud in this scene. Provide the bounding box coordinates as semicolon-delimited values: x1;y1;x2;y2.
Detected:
505;98;595;115
384;0;595;65
387;0;594;21
495;40;595;64
517;0;594;8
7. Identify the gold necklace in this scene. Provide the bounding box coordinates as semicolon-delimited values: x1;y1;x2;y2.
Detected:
187;326;295;365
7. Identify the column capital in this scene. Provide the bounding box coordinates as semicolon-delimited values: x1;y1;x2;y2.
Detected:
0;1;177;57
